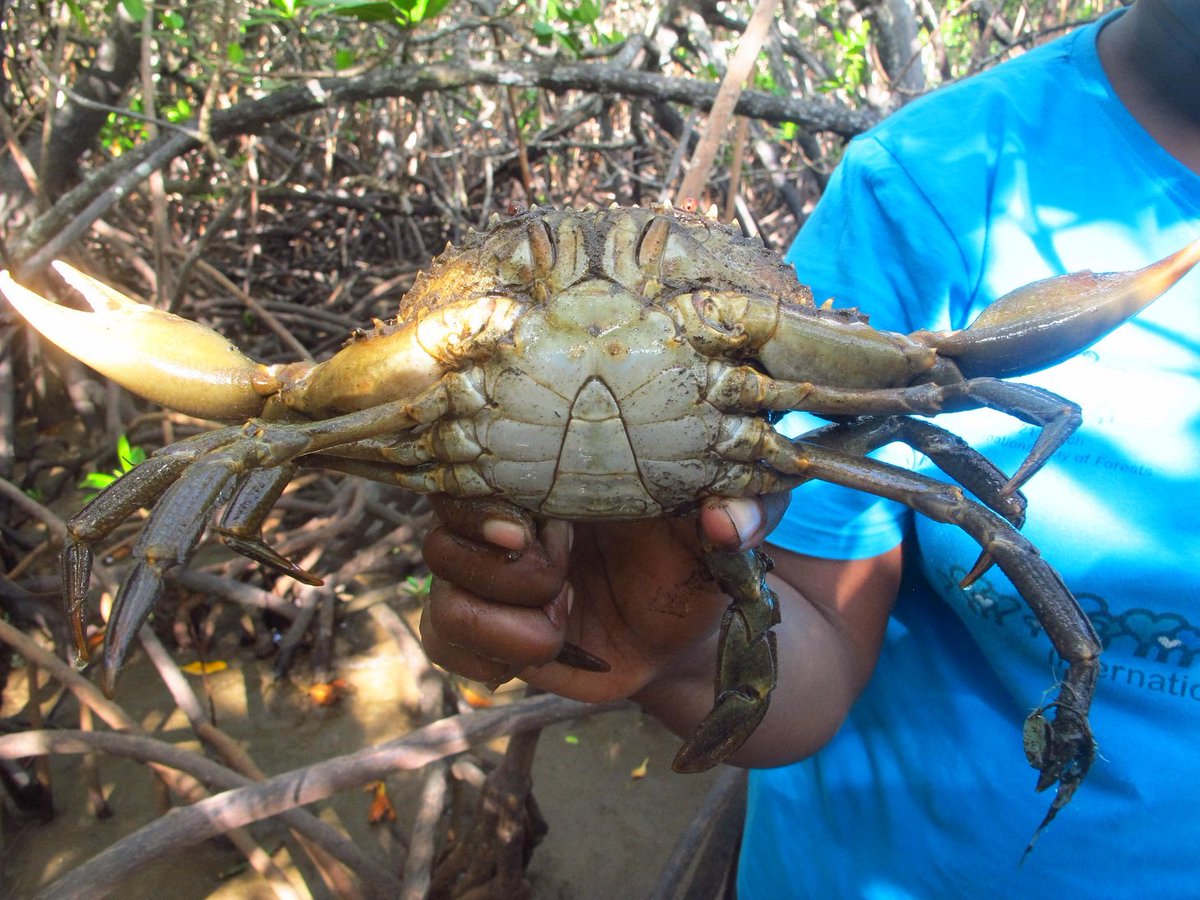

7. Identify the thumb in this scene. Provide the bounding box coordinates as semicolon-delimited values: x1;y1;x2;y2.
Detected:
698;493;790;551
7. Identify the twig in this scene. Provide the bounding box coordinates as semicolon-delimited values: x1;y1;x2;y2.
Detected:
0;728;402;897
429;722;546;897
401;759;449;900
139;1;171;308
187;257;314;361
676;0;782;205
31;694;627;900
0;325;16;482
78;702;112;819
649;766;747;900
172;568;300;620
22;662;54;810
139;628;257;774
273;580;324;675
139;627;365;899
0;473;68;540
0;619;134;730
0;102;41;202
723;112;751;224
366;599;447;723
13;58;876;272
0;617;404;898
0;620;302;896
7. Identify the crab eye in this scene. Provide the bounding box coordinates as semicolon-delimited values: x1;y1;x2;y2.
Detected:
636;215;672;274
527;219;557;278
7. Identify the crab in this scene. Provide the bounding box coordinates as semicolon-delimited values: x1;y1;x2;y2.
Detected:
3;205;1198;835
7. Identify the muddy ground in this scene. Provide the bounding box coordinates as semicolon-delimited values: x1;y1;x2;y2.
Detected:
1;598;730;898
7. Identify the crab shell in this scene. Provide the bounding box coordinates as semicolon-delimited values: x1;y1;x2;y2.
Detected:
4;206;1195;521
2;206;1198;837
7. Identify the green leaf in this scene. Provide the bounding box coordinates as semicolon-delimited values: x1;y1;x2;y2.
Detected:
269;0;303;16
117;435;134;468
533;19;555;45
164;98;194;123
310;0;453;26
402;573;433;596
79;472;117;491
115;434;146;472
80;434;145;497
63;0;89;32
392;0;452;26
311;0;400;22
120;0;147;23
559;0;599;26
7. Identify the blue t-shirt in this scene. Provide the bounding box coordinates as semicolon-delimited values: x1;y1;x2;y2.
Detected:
741;12;1200;898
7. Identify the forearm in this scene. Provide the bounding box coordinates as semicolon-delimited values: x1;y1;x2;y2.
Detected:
633;546;902;768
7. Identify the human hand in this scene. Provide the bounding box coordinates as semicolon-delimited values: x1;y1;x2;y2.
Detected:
419;495;788;705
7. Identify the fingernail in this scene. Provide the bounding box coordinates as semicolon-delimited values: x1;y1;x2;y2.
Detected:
482;518;528;551
724;499;763;548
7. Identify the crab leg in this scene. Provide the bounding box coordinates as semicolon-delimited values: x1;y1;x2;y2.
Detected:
670;415;1032;772
102;453;246;684
803;415;1030;583
673;544;780;773
215;464;324;586
802;415;1028;529
62;398;426;687
716;368;1081;498
723;418;1098;838
62;450;208;659
62;425;268;655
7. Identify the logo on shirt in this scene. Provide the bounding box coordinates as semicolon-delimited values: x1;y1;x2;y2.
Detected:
934;564;1200;703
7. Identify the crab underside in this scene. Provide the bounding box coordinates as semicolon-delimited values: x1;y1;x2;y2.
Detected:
4;205;1198;845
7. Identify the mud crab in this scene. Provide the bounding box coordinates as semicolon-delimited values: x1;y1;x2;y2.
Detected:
4;206;1198;832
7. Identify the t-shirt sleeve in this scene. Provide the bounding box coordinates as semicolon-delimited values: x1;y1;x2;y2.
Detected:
769;135;971;561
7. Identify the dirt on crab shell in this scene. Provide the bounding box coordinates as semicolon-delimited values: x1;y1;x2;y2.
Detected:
0;600;727;899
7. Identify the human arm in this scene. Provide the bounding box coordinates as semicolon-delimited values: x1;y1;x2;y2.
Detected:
419;495;901;768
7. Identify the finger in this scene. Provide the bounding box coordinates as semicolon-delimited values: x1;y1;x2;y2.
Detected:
421;576;570;672
418;603;520;684
698;492;790;551
419;633;514;683
429;495;536;551
423;518;569;608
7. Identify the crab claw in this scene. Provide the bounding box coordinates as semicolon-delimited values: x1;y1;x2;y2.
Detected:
0;262;276;421
933;238;1200;378
674;545;779;773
